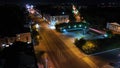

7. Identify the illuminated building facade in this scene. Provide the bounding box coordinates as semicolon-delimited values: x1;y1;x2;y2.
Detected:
107;22;120;33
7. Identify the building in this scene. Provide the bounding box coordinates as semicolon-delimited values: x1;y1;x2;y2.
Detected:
107;22;120;33
43;13;69;25
0;32;31;48
49;15;69;24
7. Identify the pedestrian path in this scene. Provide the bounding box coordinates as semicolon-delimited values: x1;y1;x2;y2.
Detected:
34;41;55;68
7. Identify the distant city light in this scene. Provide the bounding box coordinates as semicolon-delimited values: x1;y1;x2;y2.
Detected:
2;44;6;47
63;29;67;32
26;4;30;9
30;5;34;9
6;45;9;47
62;12;65;14
104;34;108;37
2;43;13;48
26;4;34;9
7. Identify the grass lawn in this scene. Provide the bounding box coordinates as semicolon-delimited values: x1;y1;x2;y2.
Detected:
75;34;120;54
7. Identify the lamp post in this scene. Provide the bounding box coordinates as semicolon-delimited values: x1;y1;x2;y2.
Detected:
29;22;35;45
29;21;39;68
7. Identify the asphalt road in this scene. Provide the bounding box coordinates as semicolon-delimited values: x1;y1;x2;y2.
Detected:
32;14;102;68
32;13;118;68
39;24;91;68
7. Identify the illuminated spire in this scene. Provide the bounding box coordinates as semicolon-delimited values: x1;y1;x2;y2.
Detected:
72;4;79;15
72;4;81;22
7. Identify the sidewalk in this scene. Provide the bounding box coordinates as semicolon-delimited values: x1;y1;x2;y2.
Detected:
34;41;55;68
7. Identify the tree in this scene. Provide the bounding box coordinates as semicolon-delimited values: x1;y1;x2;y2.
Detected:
74;38;86;48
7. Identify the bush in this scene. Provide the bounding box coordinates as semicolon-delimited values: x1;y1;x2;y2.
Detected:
75;34;120;54
74;38;86;48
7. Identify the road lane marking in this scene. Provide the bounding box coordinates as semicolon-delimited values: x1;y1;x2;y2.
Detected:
89;48;120;56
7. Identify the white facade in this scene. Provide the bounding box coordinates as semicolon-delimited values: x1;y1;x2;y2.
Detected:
50;15;69;24
43;14;69;25
107;22;120;33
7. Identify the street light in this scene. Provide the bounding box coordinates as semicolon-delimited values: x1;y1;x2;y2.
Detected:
35;24;40;29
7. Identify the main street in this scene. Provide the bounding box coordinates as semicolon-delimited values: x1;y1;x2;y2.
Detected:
32;15;99;68
32;14;114;68
38;22;91;68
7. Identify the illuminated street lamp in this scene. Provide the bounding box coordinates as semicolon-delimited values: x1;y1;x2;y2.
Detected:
35;24;40;29
26;4;30;9
30;5;34;9
26;4;34;9
34;24;40;31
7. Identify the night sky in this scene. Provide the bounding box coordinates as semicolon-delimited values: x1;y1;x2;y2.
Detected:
0;4;29;37
0;0;120;5
0;0;120;37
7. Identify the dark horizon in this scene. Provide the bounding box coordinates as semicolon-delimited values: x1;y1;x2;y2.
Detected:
0;4;29;37
1;0;120;6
